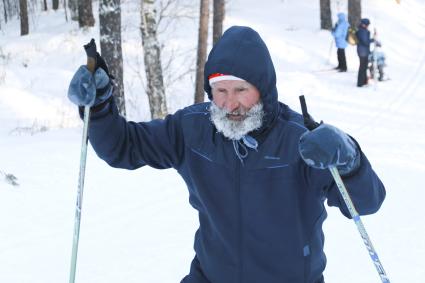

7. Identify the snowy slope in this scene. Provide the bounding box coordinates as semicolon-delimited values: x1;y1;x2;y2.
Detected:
1;0;424;282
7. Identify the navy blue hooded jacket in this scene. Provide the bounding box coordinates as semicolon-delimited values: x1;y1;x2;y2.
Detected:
85;26;386;283
356;23;374;57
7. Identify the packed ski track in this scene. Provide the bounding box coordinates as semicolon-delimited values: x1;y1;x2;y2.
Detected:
1;0;425;282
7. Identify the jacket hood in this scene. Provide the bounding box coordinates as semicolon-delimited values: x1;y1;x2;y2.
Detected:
337;13;346;22
204;26;279;134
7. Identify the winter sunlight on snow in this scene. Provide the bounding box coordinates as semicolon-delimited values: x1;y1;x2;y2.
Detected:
0;0;424;282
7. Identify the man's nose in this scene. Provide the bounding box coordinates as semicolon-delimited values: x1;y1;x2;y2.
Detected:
224;93;239;112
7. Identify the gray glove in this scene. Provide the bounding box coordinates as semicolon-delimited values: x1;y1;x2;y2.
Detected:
67;66;111;107
298;123;361;176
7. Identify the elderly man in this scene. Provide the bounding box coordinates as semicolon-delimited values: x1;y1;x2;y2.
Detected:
68;26;386;283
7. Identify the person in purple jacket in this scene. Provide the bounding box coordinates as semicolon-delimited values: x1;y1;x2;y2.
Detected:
68;26;386;283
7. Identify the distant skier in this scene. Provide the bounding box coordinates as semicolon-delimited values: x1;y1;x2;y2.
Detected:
369;40;387;81
332;12;349;72
356;18;376;87
68;26;386;283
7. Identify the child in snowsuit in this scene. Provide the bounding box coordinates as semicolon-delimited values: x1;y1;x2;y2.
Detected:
369;41;386;81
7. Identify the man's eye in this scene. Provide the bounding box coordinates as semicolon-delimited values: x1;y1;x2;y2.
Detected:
236;88;247;92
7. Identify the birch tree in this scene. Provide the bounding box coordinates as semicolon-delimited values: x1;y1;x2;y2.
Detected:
194;0;209;104
2;0;8;24
99;0;126;116
320;0;332;30
19;0;28;35
141;0;167;119
64;0;68;21
348;0;361;27
78;0;95;27
68;0;78;20
3;0;19;23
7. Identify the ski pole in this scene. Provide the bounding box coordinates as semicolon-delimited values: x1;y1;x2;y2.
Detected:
326;39;333;65
69;39;97;283
372;28;378;90
328;166;390;282
299;95;390;283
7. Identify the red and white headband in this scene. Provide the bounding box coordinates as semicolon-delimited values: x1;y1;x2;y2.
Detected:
208;73;245;87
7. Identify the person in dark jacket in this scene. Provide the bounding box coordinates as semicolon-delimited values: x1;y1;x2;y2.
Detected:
68;26;386;283
356;18;375;87
332;12;349;72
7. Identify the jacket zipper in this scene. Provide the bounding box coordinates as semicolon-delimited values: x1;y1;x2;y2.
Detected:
236;160;243;283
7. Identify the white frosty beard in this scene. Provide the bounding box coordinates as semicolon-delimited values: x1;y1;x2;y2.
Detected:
210;102;264;140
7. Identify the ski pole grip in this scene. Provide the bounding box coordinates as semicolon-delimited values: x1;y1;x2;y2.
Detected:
299;95;308;120
83;38;97;73
299;95;321;131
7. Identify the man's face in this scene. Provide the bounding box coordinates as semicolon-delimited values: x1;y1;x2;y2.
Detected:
211;80;261;121
210;80;264;140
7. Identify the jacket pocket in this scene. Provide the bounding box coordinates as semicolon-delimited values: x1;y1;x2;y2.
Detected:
303;244;312;283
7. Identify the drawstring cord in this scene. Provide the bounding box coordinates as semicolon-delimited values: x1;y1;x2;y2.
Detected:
232;135;258;165
233;140;248;165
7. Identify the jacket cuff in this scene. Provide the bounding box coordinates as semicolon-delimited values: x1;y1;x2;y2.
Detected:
340;136;363;178
78;95;113;119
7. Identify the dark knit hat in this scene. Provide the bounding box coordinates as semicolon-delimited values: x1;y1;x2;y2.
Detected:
360;18;370;26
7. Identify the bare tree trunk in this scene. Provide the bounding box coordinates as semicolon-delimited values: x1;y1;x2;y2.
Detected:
52;0;59;10
348;0;361;27
2;0;7;23
19;0;28;35
212;0;224;45
194;0;209;104
99;0;126;117
64;0;68;21
6;0;18;20
12;0;20;19
43;0;48;11
68;0;78;20
78;0;95;27
320;0;332;30
140;0;167;119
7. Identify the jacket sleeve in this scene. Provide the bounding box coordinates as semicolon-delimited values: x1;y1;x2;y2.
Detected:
307;150;386;218
331;23;338;37
85;98;185;170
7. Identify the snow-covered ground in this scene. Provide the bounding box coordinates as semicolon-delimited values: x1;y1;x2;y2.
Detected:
1;0;424;282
